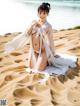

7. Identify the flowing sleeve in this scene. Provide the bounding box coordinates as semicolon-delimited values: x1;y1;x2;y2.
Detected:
47;25;56;56
4;20;37;54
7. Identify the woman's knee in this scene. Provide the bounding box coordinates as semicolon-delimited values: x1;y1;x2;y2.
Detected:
35;56;48;71
28;52;38;69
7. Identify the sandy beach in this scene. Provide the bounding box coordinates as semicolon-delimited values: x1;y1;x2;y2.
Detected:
0;28;80;106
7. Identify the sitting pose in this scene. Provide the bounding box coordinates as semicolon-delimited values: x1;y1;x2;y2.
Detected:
4;2;77;72
27;2;59;71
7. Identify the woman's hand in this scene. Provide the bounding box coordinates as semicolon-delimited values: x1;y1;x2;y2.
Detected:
26;20;38;35
31;21;41;35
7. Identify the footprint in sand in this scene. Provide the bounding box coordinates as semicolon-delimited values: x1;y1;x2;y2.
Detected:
13;88;37;99
4;75;14;81
0;65;3;68
14;102;22;106
10;52;22;56
51;100;58;105
0;57;3;61
30;99;41;106
0;75;14;87
0;74;18;87
14;59;23;63
27;85;34;90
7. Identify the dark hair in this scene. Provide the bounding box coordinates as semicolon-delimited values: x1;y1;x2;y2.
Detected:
38;2;51;14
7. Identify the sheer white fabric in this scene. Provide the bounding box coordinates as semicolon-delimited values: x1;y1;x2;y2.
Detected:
4;20;37;54
4;19;78;75
4;31;30;54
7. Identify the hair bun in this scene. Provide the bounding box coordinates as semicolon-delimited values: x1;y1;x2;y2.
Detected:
42;2;51;10
46;3;50;9
38;2;51;14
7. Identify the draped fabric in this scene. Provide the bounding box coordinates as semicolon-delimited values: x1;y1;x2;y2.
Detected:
4;20;78;71
4;31;30;54
4;20;38;54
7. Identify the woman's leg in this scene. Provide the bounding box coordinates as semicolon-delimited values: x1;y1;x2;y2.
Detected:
28;52;38;69
34;51;48;71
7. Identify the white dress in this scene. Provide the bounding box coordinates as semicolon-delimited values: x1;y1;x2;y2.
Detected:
4;20;78;75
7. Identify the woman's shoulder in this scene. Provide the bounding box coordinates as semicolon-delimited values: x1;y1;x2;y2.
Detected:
45;22;52;33
46;21;52;29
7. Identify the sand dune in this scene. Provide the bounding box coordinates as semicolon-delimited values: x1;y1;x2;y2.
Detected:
0;29;80;106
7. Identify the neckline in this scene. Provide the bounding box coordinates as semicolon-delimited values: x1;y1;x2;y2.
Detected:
37;19;47;28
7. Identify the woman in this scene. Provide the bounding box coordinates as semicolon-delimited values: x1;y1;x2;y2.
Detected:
27;2;60;71
4;2;77;73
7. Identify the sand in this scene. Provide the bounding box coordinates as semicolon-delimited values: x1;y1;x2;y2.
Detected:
0;29;80;106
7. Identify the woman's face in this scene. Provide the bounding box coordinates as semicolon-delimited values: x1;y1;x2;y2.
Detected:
38;10;48;21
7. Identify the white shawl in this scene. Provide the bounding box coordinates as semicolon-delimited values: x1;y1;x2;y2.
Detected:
4;20;77;70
